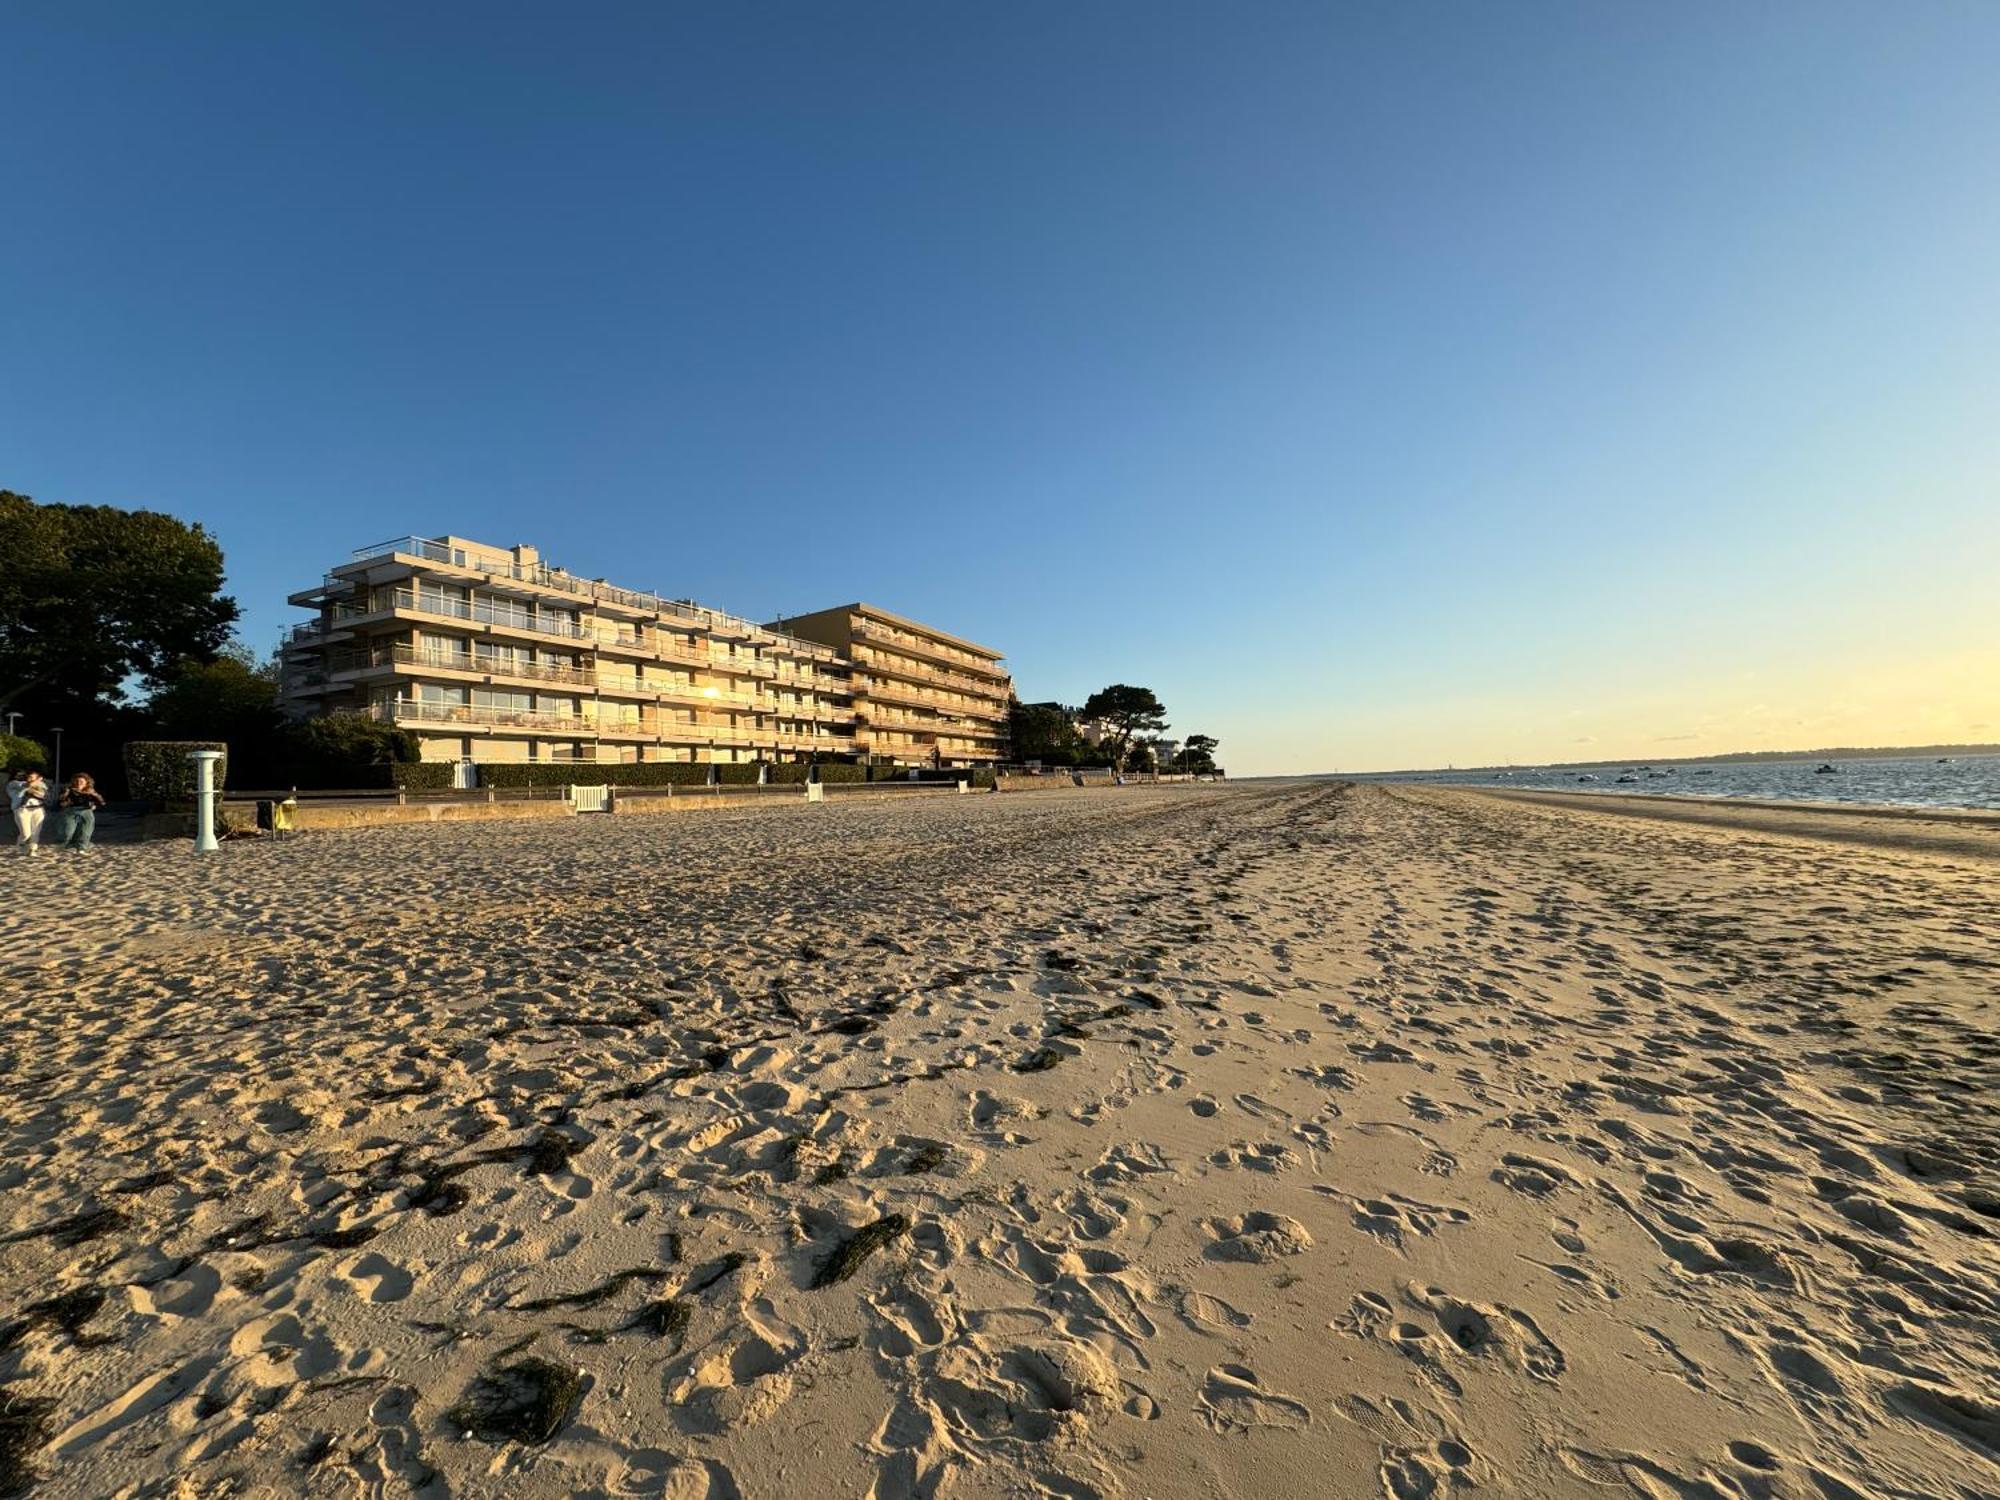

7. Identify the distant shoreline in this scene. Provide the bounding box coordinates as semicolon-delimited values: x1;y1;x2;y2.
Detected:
1292;743;2000;779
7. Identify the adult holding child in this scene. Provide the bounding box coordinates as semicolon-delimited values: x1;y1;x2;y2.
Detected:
55;772;106;851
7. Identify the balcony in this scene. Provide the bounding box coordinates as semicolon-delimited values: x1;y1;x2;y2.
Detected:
853;619;1008;680
334;644;597;689
371;699;590;734
338;588;596;642
852;648;1008;701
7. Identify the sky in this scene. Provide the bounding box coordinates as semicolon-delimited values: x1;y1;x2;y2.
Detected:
3;3;1997;775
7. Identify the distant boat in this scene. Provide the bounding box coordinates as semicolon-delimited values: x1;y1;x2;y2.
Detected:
1815;763;1838;775
1615;774;1639;784
1691;769;1714;776
1938;757;1953;764
1576;774;1597;783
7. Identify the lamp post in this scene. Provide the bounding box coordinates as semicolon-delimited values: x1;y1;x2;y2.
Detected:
3;712;19;739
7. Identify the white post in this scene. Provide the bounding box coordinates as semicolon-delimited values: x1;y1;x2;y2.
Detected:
805;781;824;803
190;748;223;853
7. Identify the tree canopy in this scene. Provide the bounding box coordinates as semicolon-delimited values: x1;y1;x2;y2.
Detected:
1179;733;1221;774
0;490;238;714
1007;699;1091;766
1079;684;1167;769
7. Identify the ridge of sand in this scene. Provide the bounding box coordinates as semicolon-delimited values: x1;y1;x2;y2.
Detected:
2;783;1996;1498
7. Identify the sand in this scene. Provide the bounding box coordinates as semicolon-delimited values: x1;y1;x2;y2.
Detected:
1;781;1996;1499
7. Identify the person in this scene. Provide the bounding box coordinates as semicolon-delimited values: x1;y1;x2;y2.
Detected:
9;768;50;855
55;772;105;852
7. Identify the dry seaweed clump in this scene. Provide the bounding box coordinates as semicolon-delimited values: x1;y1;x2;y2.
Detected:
444;1357;584;1445
0;1391;55;1499
811;1214;911;1289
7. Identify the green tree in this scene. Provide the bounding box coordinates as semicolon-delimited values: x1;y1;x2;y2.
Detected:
0;732;49;772
1179;734;1220;774
1007;699;1088;766
0;490;238;713
1124;741;1157;773
1078;684;1167;771
146;643;289;784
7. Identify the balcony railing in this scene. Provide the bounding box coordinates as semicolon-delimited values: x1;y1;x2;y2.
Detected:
338;588;597;641
852;649;1009;700
372;699;590;733
853;618;1007;679
335;644;597;688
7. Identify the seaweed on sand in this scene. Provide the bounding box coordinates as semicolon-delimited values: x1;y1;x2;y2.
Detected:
810;1216;910;1290
522;1129;584;1177
511;1268;673;1313
901;1143;949;1175
0;1206;129;1249
0;1391;55;1499
682;1252;750;1295
444;1357;583;1445
619;1298;691;1344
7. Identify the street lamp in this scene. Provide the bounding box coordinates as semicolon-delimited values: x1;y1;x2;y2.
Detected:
3;712;19;739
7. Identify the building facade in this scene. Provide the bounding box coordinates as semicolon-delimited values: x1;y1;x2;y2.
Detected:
768;603;1012;767
280;536;860;767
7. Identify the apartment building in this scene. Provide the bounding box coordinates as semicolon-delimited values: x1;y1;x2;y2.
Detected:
767;603;1012;767
279;536;858;767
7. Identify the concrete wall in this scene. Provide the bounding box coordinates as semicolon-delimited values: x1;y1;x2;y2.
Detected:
995;773;1077;793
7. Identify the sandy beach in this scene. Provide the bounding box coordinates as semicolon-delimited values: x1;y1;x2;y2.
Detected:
3;781;1996;1499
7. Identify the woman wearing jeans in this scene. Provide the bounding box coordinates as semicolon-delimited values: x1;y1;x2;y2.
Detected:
55;773;104;851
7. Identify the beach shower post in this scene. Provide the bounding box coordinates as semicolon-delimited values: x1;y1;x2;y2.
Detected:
190;748;223;853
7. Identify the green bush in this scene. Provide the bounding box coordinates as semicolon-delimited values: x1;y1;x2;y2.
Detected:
715;763;762;785
0;733;49;773
390;762;454;790
968;769;997;790
814;763;864;783
282;714;423;789
767;762;811;784
125;740;228;803
472;761;714;789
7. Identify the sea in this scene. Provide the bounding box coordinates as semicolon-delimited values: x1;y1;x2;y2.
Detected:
1352;755;2000;812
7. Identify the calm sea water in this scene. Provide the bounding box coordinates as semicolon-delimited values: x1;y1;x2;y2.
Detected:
1356;755;2000;811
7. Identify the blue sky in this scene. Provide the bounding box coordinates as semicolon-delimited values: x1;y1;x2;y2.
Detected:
4;3;1997;772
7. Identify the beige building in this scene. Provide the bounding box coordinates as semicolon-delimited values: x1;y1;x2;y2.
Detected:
280;536;858;767
768;603;1012;767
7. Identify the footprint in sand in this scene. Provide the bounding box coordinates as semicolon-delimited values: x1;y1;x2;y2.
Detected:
1196;1364;1311;1433
1204;1211;1313;1263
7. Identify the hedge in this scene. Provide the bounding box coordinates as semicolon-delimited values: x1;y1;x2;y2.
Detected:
813;763;864;783
472;761;714;789
125;741;228;803
391;763;454;790
715;763;762;785
767;762;811;784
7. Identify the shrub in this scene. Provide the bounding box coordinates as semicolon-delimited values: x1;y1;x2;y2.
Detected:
124;740;228;803
283;714;423;789
0;733;49;773
472;761;712;789
767;762;811;784
391;762;453;790
968;769;997;790
715;763;761;785
814;763;863;783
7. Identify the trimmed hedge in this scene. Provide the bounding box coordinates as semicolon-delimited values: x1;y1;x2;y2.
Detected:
473;761;713;789
767;762;811;785
813;763;864;783
715;763;762;785
391;763;454;790
125;741;228;803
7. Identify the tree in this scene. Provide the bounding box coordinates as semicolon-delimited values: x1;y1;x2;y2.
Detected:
1007;699;1089;766
0;490;238;713
1179;734;1220;774
1078;684;1167;771
1124;741;1157;774
146;643;289;785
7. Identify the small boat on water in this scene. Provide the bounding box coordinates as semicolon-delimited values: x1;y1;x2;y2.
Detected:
1815;763;1838;775
1615;774;1639;784
1577;774;1597;783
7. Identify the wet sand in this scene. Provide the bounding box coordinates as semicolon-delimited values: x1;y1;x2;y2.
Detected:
2;782;1996;1498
